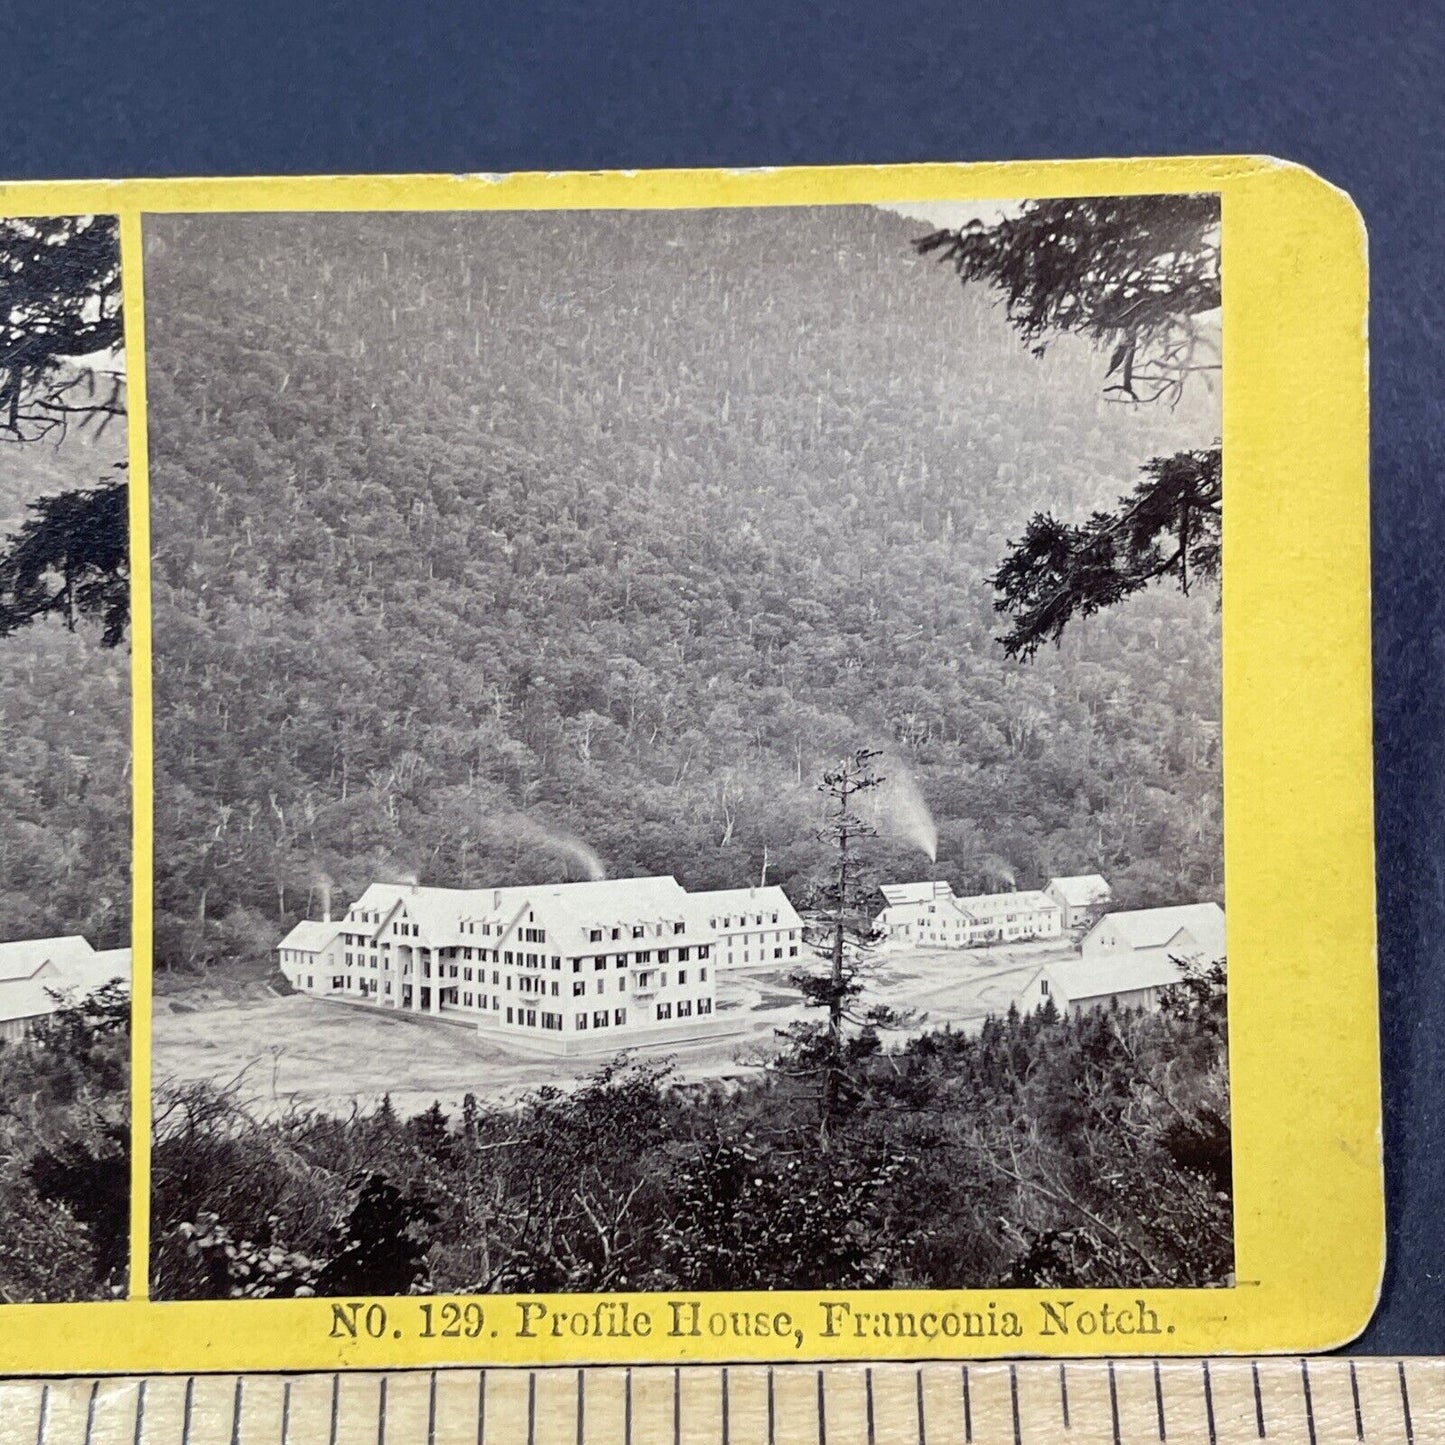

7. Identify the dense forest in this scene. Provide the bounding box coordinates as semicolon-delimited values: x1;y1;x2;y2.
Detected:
152;969;1230;1296
146;205;1221;978
0;431;131;949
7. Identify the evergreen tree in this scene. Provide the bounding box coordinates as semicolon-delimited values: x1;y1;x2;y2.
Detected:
916;195;1221;657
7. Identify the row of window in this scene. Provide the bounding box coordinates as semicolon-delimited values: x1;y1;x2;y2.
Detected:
724;945;800;964
653;999;713;1020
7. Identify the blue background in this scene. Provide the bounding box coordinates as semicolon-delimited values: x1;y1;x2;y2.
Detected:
4;0;1439;1351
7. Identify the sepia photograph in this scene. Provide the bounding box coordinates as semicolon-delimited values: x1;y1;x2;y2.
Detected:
0;215;132;1302
144;195;1227;1300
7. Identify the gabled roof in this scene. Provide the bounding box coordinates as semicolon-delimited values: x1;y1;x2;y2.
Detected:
691;886;802;927
278;919;343;954
879;881;954;907
1082;902;1225;960
955;889;1058;916
0;935;95;982
1049;952;1186;1002
0;942;130;1026
1045;874;1112;906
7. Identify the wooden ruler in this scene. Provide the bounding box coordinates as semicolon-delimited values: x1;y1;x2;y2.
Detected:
0;1360;1434;1444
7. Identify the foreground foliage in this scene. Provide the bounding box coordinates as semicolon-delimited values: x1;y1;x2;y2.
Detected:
0;983;130;1302
152;978;1231;1298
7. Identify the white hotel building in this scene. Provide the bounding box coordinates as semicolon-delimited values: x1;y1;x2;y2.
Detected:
874;879;1067;947
277;876;803;1052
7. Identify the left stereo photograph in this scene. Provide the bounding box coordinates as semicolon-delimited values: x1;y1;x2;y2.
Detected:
0;215;132;1303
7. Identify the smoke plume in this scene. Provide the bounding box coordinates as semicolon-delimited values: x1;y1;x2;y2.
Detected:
875;758;938;862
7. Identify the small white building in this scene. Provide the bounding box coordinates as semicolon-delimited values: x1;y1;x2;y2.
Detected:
1010;900;1226;1017
1079;902;1225;969
1043;874;1113;930
1013;953;1198;1017
875;881;1062;948
277;876;804;1054
0;936;132;1043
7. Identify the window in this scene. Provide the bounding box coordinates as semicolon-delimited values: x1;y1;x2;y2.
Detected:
611;928;621;941
332;976;344;990
526;1009;536;1027
772;913;779;923
506;977;512;991
464;992;473;1007
619;976;627;992
464;967;473;981
506;1007;514;1023
573;980;586;997
593;1010;609;1028
595;957;606;971
678;947;690;961
655;1003;672;1020
658;949;671;964
678;969;688;985
573;958;583;973
789;946;798;958
589;928;603;943
699;945;710;959
596;978;606;994
698;998;713;1015
673;922;685;934
576;1013;588;1030
678;1000;692;1017
660;972;669;987
632;925;645;939
774;948;782;960
614;1008;627;1026
492;969;499;985
700;967;708;981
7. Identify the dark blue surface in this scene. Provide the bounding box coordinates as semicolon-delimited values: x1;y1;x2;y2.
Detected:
4;0;1440;1350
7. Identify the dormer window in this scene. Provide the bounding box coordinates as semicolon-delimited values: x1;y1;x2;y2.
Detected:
589;929;603;943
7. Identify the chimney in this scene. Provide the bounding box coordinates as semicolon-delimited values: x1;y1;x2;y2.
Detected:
322;903;331;923
494;889;501;910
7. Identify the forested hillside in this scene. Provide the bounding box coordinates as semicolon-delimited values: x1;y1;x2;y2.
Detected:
146;205;1221;976
0;428;130;949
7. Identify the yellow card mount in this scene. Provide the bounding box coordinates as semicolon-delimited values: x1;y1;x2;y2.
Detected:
0;158;1373;1375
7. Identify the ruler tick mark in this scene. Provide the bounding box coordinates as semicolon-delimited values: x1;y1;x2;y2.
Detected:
1252;1361;1265;1438
674;1367;681;1445
377;1373;388;1445
329;1375;339;1445
281;1380;292;1445
36;1381;48;1445
962;1364;973;1444
576;1368;585;1445
916;1368;926;1445
1010;1364;1022;1445
84;1379;99;1445
1202;1361;1217;1445
132;1377;146;1445
478;1370;486;1445
181;1377;192;1445
866;1366;876;1445
526;1372;535;1445
1060;1364;1070;1430
1349;1361;1363;1440
427;1372;437;1445
1107;1362;1120;1445
231;1376;244;1445
1302;1359;1317;1445
1399;1361;1414;1445
766;1367;774;1445
722;1367;730;1445
817;1368;827;1445
625;1367;633;1445
1154;1359;1167;1442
